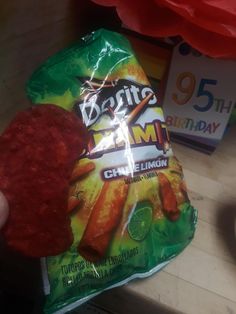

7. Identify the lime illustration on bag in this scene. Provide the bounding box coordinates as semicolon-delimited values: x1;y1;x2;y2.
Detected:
27;29;197;314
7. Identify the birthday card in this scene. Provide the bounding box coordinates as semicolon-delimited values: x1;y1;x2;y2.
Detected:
163;43;235;153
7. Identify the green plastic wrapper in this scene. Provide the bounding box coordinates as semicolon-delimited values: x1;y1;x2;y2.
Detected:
27;29;197;314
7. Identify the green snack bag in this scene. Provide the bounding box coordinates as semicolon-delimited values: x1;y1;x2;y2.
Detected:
27;29;197;314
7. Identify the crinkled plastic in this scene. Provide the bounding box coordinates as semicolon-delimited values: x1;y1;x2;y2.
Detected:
93;0;236;58
27;29;197;314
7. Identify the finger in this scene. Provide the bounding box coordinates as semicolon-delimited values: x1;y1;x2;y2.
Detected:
0;191;9;229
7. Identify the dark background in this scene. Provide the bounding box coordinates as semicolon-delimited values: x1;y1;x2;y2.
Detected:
0;1;120;313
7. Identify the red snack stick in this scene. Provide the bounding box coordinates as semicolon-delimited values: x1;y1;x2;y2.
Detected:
0;104;89;257
70;161;95;183
67;196;81;213
78;180;129;262
158;172;180;221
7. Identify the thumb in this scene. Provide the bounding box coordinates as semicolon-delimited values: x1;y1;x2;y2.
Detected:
0;191;9;230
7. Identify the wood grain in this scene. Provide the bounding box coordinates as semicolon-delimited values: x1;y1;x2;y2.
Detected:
128;270;236;314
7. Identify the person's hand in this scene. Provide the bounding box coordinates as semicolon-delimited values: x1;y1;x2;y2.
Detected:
0;191;9;230
0;191;41;310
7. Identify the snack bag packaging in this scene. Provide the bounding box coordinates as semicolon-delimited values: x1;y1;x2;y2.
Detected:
27;29;197;314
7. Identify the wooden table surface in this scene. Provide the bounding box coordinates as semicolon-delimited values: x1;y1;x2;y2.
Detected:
92;126;236;314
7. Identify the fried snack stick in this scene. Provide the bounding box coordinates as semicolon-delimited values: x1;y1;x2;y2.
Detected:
78;180;128;262
67;196;81;213
107;93;154;126
126;92;154;124
68;161;96;213
70;161;95;183
158;172;180;221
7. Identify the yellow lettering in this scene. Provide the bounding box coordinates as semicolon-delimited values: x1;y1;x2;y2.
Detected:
115;127;135;147
93;132;104;146
161;124;170;141
93;131;116;150
132;124;157;144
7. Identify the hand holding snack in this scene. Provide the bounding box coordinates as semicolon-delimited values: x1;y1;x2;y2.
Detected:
0;191;9;230
0;104;89;257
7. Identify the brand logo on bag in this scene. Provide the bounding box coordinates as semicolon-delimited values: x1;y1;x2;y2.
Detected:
86;119;170;158
74;78;158;127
